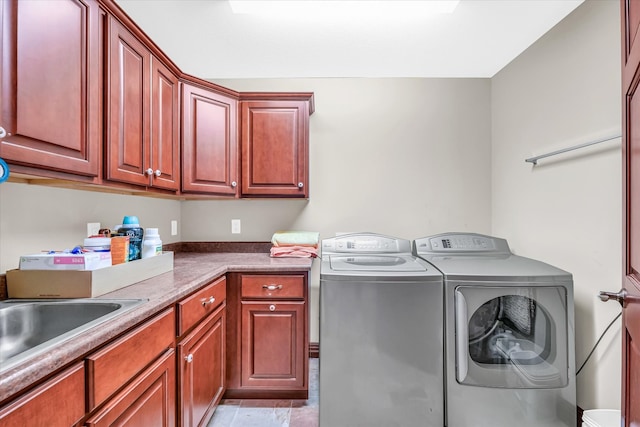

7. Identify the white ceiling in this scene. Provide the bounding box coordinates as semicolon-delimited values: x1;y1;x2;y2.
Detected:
114;0;585;79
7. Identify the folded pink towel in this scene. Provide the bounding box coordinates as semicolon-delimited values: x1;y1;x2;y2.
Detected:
270;246;318;258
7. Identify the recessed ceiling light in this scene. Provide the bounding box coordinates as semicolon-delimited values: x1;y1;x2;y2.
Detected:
228;1;460;18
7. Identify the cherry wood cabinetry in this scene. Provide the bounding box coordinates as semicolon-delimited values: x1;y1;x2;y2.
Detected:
178;305;225;427
176;277;227;427
181;83;239;196
85;349;176;427
86;308;175;411
2;0;314;198
225;272;309;399
240;96;314;198
150;58;180;191
0;362;85;427
0;0;102;180
106;16;179;191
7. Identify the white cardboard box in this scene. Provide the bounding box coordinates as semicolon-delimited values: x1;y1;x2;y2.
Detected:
19;252;112;271
7;252;174;298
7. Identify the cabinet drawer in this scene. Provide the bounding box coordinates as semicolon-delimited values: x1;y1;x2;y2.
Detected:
177;276;226;336
86;308;175;410
0;362;85;427
241;275;305;299
85;349;176;427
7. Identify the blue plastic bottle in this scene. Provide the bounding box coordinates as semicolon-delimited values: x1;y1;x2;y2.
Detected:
121;216;144;261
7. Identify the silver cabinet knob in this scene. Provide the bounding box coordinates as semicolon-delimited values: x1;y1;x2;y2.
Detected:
154;169;161;177
599;289;627;306
297;182;304;188
269;304;276;312
185;354;193;363
145;168;154;176
231;181;237;188
0;127;6;138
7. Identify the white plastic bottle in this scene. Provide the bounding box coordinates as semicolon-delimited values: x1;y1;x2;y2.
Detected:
141;228;162;258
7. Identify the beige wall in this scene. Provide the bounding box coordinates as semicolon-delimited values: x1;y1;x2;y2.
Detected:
0;183;182;273
491;0;621;411
185;77;493;345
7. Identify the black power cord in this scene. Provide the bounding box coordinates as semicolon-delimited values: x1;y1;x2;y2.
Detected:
576;312;622;376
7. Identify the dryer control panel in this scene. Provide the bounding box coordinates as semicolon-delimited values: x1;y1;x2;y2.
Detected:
414;233;510;254
322;233;411;254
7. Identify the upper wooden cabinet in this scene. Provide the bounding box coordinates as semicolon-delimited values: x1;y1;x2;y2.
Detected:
240;96;313;198
106;16;180;191
182;83;239;196
1;0;314;198
0;0;102;179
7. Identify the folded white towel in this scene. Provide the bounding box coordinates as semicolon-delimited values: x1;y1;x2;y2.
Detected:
271;231;319;247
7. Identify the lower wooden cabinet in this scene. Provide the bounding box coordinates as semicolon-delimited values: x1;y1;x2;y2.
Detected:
0;270;312;425
86;308;176;411
240;301;305;389
225;272;309;399
178;303;226;427
85;349;176;427
0;362;85;427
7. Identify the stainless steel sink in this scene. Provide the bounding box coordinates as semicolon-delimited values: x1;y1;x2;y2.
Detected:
0;298;146;371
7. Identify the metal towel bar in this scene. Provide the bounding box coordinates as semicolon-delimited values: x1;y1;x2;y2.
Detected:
525;134;621;165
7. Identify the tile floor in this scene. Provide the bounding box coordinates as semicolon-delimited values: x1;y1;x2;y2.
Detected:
207;358;319;427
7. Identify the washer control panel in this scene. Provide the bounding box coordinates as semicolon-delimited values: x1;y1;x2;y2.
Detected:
322;234;411;254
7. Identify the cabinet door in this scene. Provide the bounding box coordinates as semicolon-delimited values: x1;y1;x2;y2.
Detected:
178;304;225;427
85;349;176;427
0;362;85;427
182;84;238;195
0;0;101;177
240;301;305;388
150;57;180;191
241;100;309;197
106;16;151;187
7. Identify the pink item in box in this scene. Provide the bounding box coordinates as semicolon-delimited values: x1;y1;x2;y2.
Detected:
19;252;112;271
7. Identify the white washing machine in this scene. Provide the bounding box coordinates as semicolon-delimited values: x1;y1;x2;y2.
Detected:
413;232;576;427
320;233;444;427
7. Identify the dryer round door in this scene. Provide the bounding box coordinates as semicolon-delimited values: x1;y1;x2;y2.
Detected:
454;284;569;389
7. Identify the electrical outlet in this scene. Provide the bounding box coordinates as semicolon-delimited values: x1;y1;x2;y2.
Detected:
231;219;241;234
171;220;178;236
87;222;101;237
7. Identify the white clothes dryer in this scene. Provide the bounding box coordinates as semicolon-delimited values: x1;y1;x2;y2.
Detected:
413;232;576;427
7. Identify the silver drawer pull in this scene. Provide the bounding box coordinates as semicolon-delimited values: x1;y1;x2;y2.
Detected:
185;354;193;363
263;284;283;291
269;304;276;311
201;296;215;306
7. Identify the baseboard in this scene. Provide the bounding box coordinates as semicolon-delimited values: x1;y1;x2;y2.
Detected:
577;406;583;427
309;342;319;358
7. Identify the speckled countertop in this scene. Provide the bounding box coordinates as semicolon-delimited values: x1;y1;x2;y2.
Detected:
0;252;313;404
